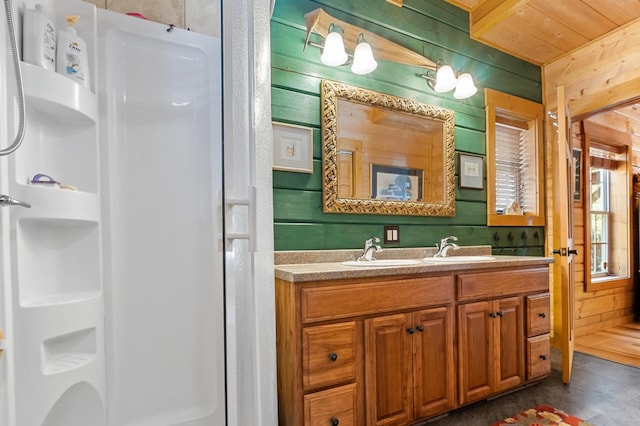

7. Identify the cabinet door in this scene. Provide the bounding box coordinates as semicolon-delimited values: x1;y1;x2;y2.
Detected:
365;314;413;426
458;301;493;405
413;307;455;419
495;297;524;392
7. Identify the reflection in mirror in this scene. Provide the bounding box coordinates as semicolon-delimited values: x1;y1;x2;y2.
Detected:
321;80;456;216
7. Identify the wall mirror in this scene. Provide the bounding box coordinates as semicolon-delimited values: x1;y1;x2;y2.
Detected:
321;80;456;216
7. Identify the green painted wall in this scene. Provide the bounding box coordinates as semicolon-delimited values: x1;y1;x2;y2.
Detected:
271;0;544;254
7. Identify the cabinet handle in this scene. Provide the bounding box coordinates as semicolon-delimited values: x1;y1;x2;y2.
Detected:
330;417;339;426
407;327;416;334
416;324;424;332
328;352;338;362
539;354;548;361
489;312;497;318
539;312;546;318
497;310;504;317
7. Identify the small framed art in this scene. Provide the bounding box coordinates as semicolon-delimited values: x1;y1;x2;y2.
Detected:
459;153;484;189
272;122;313;173
573;148;582;204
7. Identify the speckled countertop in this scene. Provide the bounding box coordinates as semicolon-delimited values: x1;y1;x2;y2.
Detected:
274;246;554;283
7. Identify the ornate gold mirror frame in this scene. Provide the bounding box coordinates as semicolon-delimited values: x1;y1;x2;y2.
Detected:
321;80;456;216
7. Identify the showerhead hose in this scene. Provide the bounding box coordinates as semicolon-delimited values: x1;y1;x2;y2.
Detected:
1;0;26;156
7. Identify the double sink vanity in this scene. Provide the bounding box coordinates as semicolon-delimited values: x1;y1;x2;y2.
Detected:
275;245;554;426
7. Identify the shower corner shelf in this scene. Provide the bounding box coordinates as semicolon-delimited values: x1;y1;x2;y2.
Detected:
43;352;97;375
21;62;97;124
15;187;100;222
21;291;101;308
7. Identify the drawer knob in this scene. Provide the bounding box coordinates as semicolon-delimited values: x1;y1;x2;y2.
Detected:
416;324;424;332
330;417;339;426
407;327;416;334
539;354;548;361
328;352;338;362
539;312;546;318
497;310;504;317
489;312;497;318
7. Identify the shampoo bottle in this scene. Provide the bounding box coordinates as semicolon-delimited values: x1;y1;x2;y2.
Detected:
22;4;56;71
56;15;90;89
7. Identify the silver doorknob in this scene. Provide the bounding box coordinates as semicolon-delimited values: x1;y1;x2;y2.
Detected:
0;194;31;208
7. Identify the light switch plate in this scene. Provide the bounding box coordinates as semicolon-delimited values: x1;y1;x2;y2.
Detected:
384;225;400;244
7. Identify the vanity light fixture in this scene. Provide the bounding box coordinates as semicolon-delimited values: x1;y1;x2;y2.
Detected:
303;8;436;75
350;34;377;75
431;63;457;93
453;73;478;99
313;25;378;75
420;62;478;100
320;23;348;66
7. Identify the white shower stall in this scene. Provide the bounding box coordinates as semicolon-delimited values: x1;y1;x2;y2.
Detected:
0;0;241;424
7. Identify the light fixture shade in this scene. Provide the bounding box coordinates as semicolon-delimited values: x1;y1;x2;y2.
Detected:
351;34;377;75
320;24;348;66
453;72;477;99
433;65;457;93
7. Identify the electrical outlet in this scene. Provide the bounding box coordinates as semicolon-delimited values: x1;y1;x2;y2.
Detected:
383;225;400;244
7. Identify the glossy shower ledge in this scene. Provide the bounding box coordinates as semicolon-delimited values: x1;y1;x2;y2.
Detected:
274;246;554;283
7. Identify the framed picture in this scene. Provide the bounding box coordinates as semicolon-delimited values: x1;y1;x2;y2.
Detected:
459;153;484;189
272;122;313;173
573;148;582;204
371;164;423;201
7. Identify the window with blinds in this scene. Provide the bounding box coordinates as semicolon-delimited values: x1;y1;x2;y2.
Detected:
485;88;544;227
590;167;610;276
494;121;537;214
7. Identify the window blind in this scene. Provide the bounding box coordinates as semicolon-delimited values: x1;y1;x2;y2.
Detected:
495;123;536;213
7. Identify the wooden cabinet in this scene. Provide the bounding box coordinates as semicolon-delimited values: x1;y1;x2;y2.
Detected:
275;263;552;426
365;307;455;426
457;268;548;405
304;384;358;426
526;293;552;379
458;297;524;405
276;273;454;426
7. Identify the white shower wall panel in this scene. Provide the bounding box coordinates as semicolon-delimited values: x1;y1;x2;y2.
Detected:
98;11;224;426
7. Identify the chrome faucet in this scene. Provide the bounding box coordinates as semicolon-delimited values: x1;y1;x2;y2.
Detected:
357;237;382;261
434;235;459;258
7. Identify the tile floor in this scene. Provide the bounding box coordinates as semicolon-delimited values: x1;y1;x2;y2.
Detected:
422;350;640;425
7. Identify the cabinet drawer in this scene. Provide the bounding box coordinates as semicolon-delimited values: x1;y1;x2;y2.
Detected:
303;322;358;390
457;268;548;302
304;383;357;426
527;334;551;380
301;275;453;323
527;293;550;336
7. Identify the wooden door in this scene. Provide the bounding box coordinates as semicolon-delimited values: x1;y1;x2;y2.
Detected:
365;314;413;426
495;297;524;392
412;307;455;419
457;301;493;405
552;85;576;383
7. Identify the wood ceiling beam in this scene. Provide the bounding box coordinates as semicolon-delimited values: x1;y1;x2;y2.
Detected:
471;0;531;37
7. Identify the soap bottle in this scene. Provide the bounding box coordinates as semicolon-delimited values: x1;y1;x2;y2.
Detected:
56;15;90;89
22;4;56;71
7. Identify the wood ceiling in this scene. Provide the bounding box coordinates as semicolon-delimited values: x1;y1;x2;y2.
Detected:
438;0;640;167
444;0;640;66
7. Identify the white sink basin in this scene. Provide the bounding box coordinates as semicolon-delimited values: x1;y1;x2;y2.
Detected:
424;255;495;263
341;259;422;267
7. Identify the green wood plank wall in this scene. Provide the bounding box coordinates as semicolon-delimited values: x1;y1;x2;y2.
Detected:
271;0;544;254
